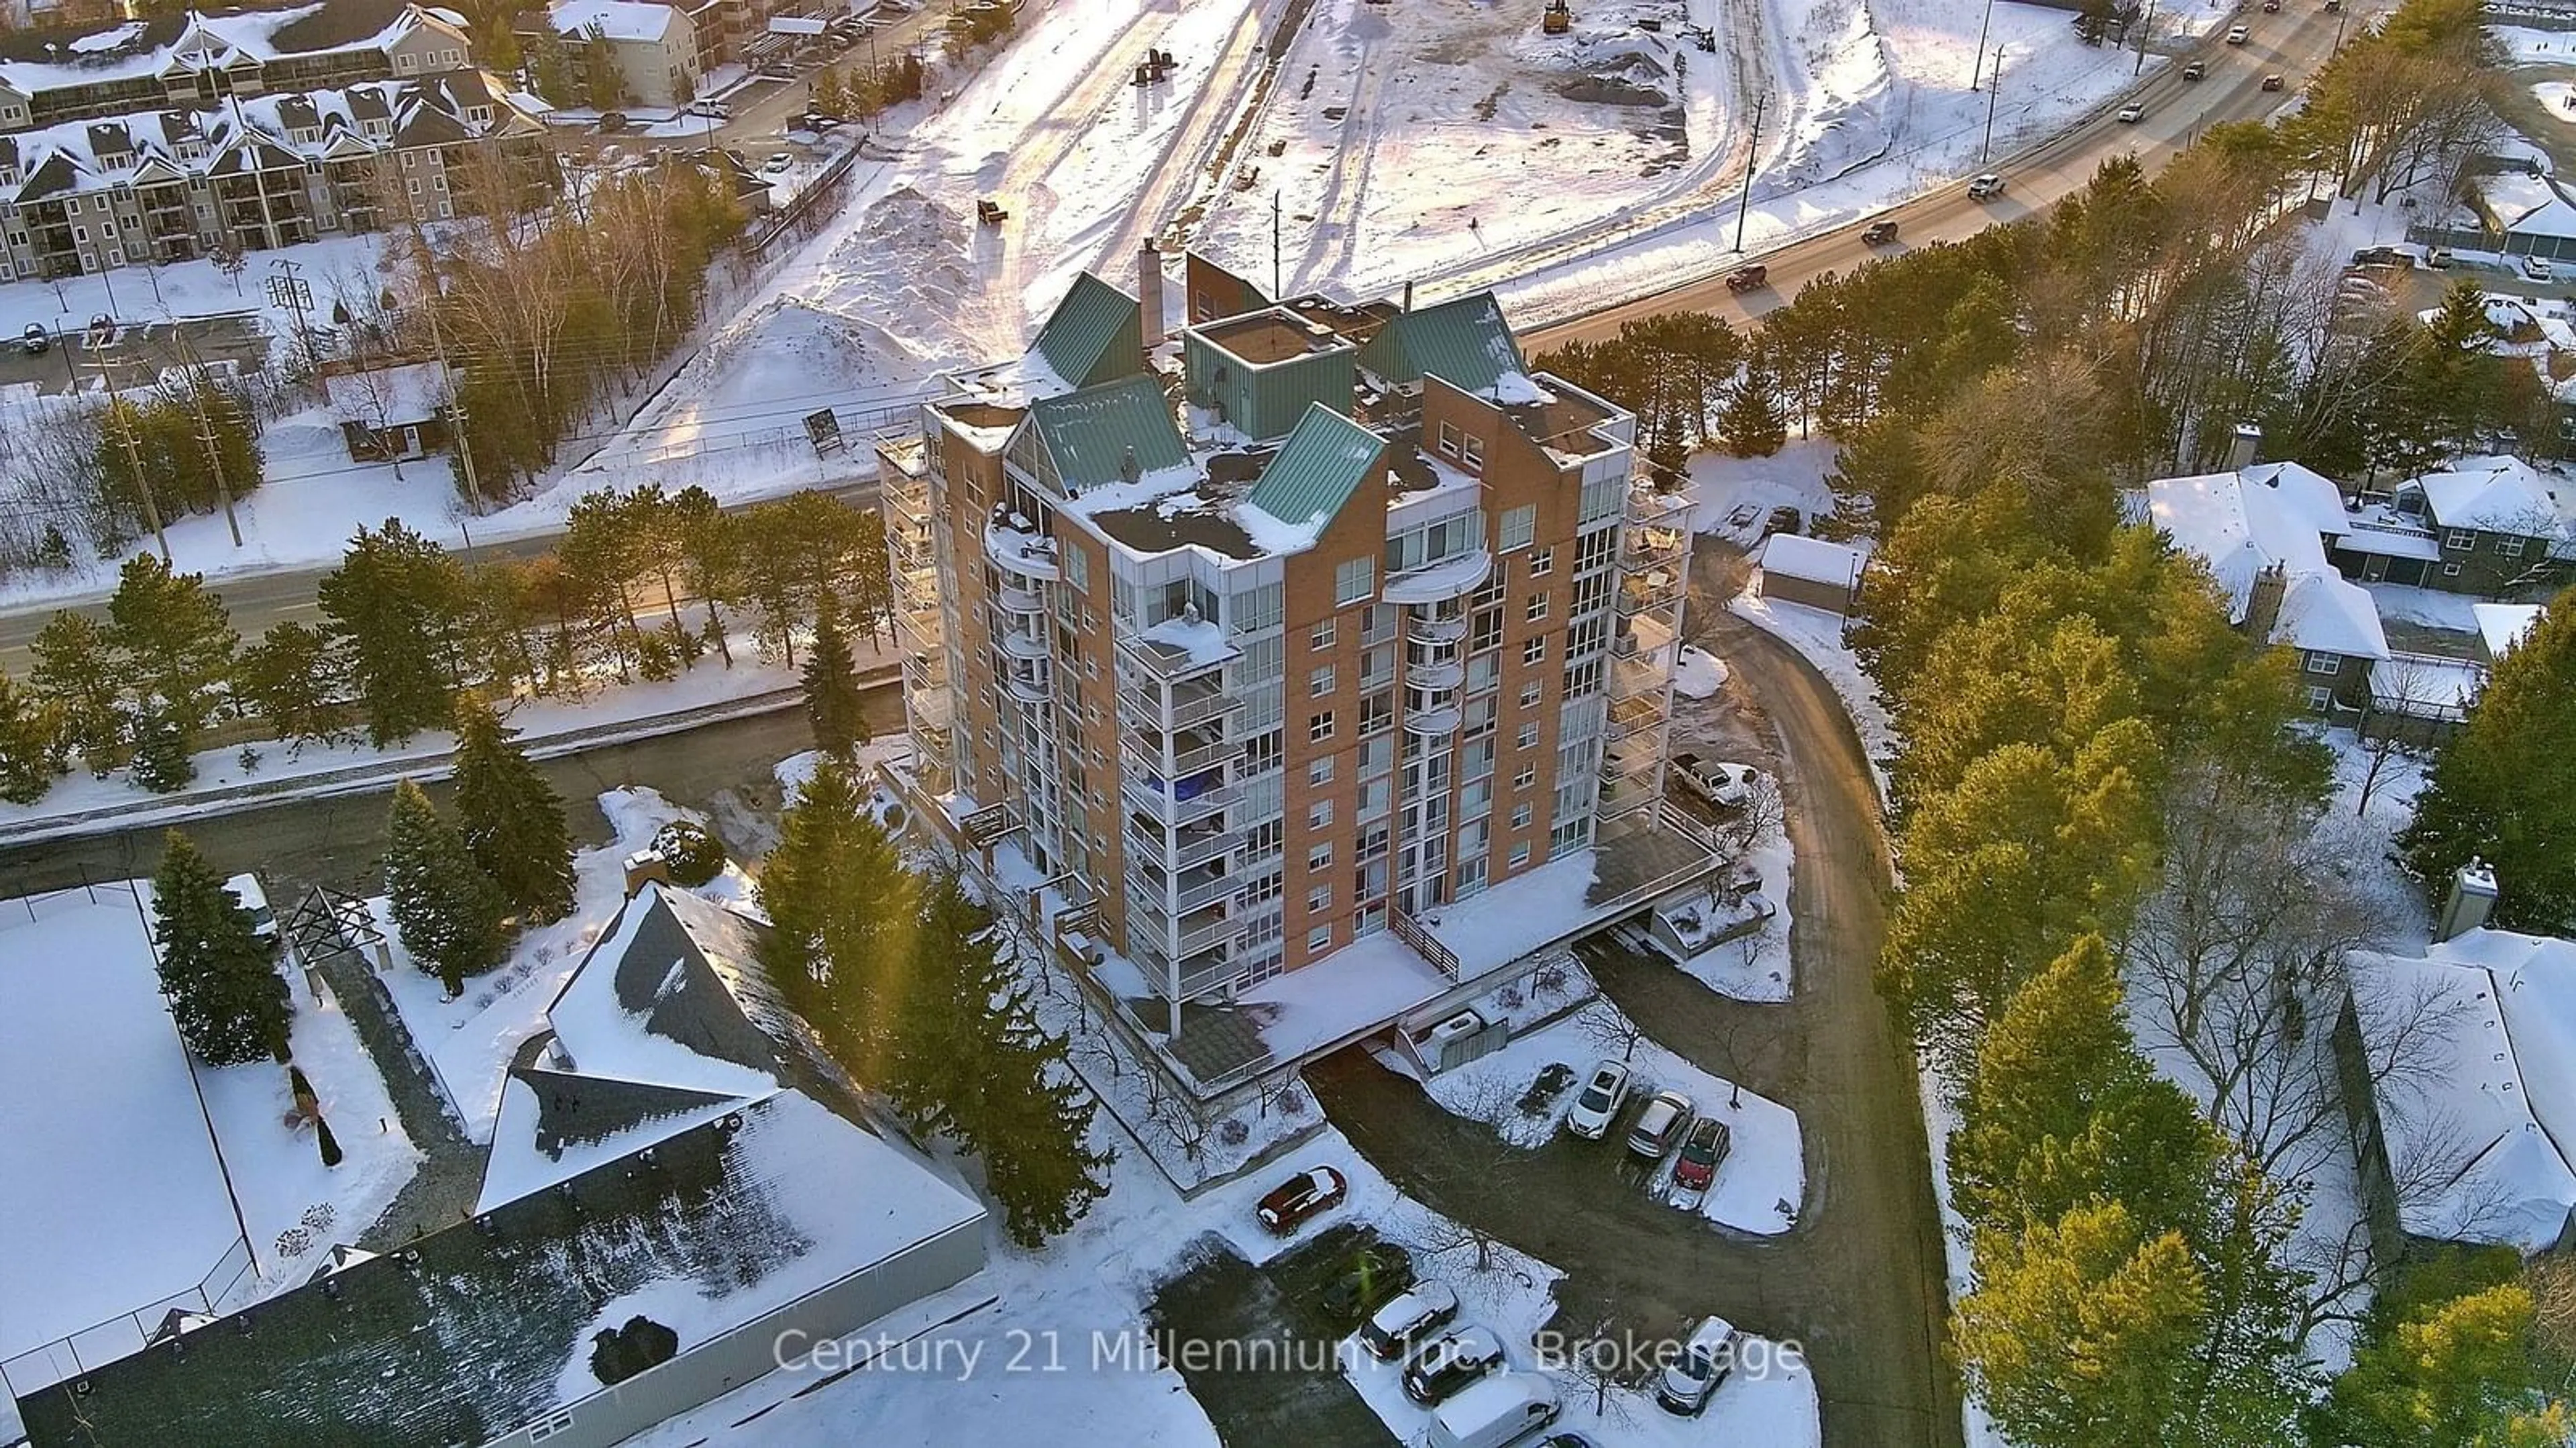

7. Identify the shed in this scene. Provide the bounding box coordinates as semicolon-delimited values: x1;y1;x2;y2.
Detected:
1749;533;1866;615
321;359;452;462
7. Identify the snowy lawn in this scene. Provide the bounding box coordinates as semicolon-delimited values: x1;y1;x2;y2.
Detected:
199;968;421;1304
1729;586;1895;803
1688;437;1839;543
1666;808;1794;1004
378;786;748;1141
1397;1000;1806;1237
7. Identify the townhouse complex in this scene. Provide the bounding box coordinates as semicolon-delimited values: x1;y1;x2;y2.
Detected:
0;0;546;280
877;252;1699;1037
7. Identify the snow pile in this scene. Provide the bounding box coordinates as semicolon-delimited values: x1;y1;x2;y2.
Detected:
1672;643;1728;699
1762;0;1898;190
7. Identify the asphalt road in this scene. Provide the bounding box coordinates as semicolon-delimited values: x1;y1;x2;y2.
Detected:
1529;3;2369;349
0;478;878;678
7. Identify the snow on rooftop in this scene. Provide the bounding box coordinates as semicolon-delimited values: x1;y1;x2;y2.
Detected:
1136;613;1232;667
2350;941;2576;1252
548;0;678;42
2408;454;2576;535
2475;602;2546;658
1754;532;1867;586
477;1072;753;1213
1239;931;1456;1063
1234;499;1332;556
0;885;246;1386
2273;571;2390;662
2145;466;2388;658
538;885;780;1101
322;360;451;425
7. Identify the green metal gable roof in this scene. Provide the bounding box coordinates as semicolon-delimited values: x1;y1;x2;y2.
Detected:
1244;404;1383;534
1032;272;1144;391
1362;291;1523;395
1030;374;1189;496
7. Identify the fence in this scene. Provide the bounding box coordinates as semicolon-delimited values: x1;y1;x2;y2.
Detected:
0;1235;254;1403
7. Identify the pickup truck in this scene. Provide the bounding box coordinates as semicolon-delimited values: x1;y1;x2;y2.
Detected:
1724;264;1768;293
1669;754;1754;809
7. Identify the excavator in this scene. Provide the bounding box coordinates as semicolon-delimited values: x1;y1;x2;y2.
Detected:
1542;0;1570;35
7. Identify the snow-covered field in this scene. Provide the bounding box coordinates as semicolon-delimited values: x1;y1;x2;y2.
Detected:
1399;999;1807;1236
377;785;748;1141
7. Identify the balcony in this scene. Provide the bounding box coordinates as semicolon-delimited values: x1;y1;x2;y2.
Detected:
995;622;1049;660
1625;486;1694;526
1124;768;1236;829
983;516;1061;582
1166;822;1243;870
1620;523;1686;572
998;582;1047;617
884;479;930;527
1003;663;1051;705
1409;611;1468;645
1607;691;1667;742
1118;672;1240;731
1171;863;1242;913
1402;704;1462;737
1117;620;1238;685
1383;549;1493;605
1124;725;1240;780
909;685;955;731
1175;946;1243;998
1618;569;1684;617
1597;775;1657;821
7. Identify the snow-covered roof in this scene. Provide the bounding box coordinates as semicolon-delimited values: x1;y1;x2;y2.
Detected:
2240;460;2351;537
0;2;464;98
2350;931;2576;1252
2477;170;2576;242
323;360;451;425
2475;601;2547;658
0;886;246;1389
2368;653;2485;721
1754;533;1866;587
2273;571;2390;661
550;0;680;42
23;1089;985;1447
2407;454;2576;535
535;884;788;1101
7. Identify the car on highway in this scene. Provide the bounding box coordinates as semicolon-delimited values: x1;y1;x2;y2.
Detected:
2226;23;2250;43
1862;218;1899;245
1656;1316;1741;1416
18;323;46;355
598;111;629;133
2262;0;2279;11
1723;264;1768;293
1626;1090;1693;1160
2261;73;2286;91
2182;60;2205;81
1254;1165;1346;1234
1672;1116;1732;1194
1361;1281;1460;1359
2524;254;2556;282
1563;1059;1633;1139
1401;1325;1507;1405
764;152;793;173
2116;103;2145;123
1967;172;2005;200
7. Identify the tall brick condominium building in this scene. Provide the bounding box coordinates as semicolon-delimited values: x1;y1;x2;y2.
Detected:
879;254;1705;1038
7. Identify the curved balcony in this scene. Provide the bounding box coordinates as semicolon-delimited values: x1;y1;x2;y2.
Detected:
983;519;1061;582
1405;657;1466;691
998;582;1048;617
1409;612;1468;645
996;625;1049;661
1382;549;1491;605
1403;704;1462;737
1003;663;1051;705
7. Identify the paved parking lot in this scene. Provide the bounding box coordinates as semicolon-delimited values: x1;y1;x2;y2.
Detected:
0;313;270;395
1145;1224;1398;1447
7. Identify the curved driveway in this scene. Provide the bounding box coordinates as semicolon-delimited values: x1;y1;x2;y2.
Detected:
1530;4;2367;349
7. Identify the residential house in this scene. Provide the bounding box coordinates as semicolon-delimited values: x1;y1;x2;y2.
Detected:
875;252;1717;1102
541;0;702;109
321;358;452;461
2333;455;2576;597
2141;457;2391;713
15;882;989;1448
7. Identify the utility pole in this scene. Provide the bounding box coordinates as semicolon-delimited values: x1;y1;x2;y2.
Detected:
1733;91;1768;252
91;344;169;562
413;246;481;549
2135;0;2157;76
267;257;317;372
1972;0;1995;91
171;333;243;548
1271;189;1282;301
1981;46;2004;164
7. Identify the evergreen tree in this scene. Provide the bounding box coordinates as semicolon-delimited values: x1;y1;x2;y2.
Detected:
150;831;291;1066
235;621;346;753
802;599;866;758
2400;593;2576;933
812;65;846;119
316;1115;343;1168
107;553;236;741
757;760;916;1076
384;779;508;996
674;484;741;667
0;671;66;803
2328;1283;2572;1446
319;521;470;747
1646;405;1689;489
30;611;129;776
896;870;1110;1247
1721;349;1788;458
451;691;577;923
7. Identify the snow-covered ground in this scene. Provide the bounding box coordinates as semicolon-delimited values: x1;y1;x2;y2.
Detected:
1672;641;1728;699
1667;809;1794;1003
1689;437;1840;542
0;229;392;340
1397;999;1807;1237
377;786;748;1141
0;641;845;843
1729;586;1895;800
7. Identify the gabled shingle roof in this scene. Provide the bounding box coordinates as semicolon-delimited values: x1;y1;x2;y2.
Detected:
1028;374;1188;496
1032;272;1144;391
1244;403;1382;537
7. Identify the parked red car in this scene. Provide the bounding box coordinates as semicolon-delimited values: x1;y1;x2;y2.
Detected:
1671;1117;1732;1194
1255;1165;1348;1234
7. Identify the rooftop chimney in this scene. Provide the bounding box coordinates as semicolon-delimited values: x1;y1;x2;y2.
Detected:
622;849;669;898
1138;238;1165;352
2243;561;2288;644
1120;445;1141;484
1402;278;1415;313
2227;421;2262;475
2436;858;2500;942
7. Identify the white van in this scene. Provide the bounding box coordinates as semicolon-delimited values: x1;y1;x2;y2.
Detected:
1429;1373;1561;1448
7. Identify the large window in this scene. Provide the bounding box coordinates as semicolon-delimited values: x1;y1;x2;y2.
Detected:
1499;504;1537;552
1335;556;1376;605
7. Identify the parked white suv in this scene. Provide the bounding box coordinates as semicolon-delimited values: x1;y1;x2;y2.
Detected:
2524;254;2556;282
1562;1059;1633;1139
